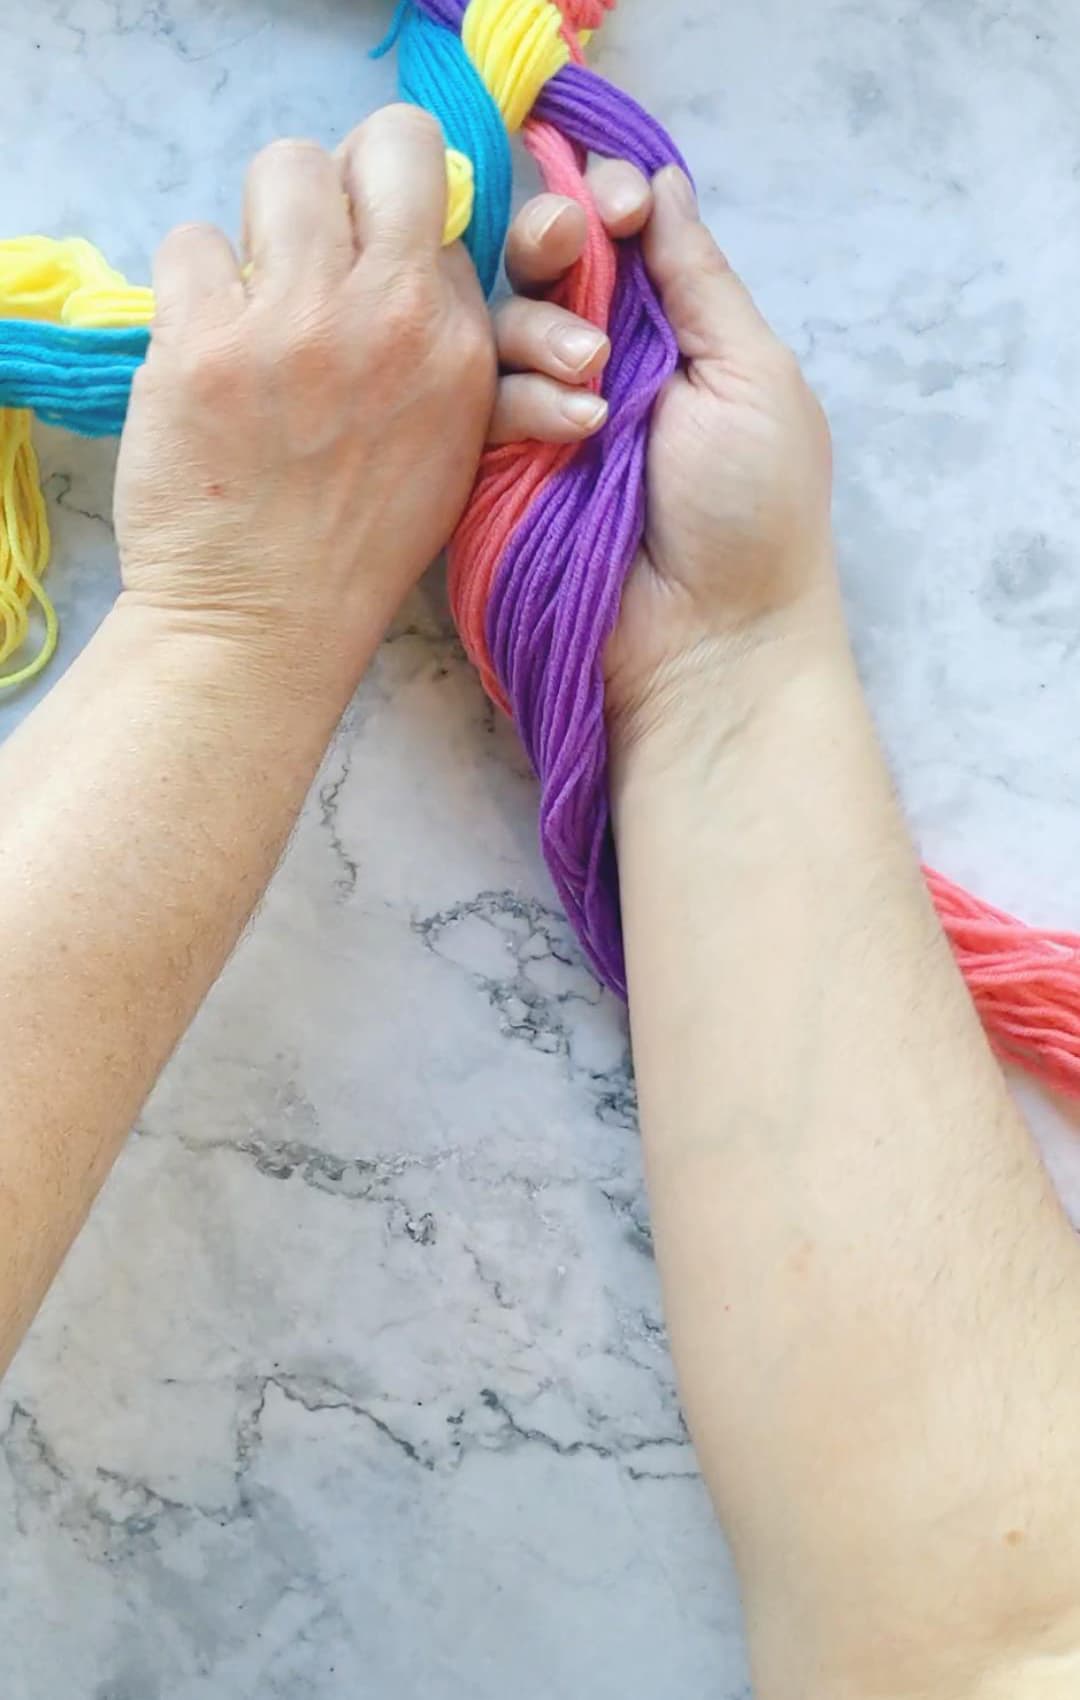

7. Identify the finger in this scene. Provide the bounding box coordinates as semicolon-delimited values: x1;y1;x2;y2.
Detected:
243;138;354;296
504;165;650;297
488;374;608;447
644;167;774;361
505;195;588;295
152;223;243;336
586;159;653;239
494;297;610;383
339;104;447;263
441;239;487;315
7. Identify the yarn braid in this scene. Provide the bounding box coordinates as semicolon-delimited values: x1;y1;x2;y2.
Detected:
394;0;1080;1095
2;0;1080;1099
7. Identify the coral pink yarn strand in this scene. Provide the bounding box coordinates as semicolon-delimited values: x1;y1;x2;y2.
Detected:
926;868;1080;1094
449;118;618;710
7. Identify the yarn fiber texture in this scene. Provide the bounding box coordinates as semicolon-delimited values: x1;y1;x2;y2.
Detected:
2;0;1080;1100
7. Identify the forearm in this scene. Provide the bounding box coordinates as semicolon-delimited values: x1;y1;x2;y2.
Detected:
614;615;1080;1694
0;600;349;1368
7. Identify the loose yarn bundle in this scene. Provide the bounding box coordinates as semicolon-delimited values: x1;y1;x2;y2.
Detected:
2;0;1080;1098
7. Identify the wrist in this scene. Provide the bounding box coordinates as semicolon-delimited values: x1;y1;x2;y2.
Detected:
108;592;365;737
89;598;352;797
609;588;855;810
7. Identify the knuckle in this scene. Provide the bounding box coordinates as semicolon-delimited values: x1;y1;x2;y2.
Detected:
379;102;443;146
375;271;437;354
263;306;339;387
457;315;496;387
493;294;531;343
684;221;723;269
176;335;249;406
253;136;325;174
163;220;218;250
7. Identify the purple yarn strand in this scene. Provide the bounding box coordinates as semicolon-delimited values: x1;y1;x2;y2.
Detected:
408;1;689;995
535;64;688;178
489;237;680;995
412;0;468;23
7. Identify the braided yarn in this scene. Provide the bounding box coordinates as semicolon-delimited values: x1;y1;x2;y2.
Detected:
391;0;1080;1097
1;0;1080;1100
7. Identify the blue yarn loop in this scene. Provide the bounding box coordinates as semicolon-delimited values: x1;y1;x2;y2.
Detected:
397;5;511;298
0;322;147;436
369;0;410;59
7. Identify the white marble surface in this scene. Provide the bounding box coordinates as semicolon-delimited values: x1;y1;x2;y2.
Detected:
4;2;1080;1695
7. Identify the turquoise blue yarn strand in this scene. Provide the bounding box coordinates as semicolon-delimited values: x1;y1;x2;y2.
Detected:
0;322;147;435
397;6;511;297
369;0;410;58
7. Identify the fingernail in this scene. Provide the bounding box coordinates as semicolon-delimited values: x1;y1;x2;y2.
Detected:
593;162;649;224
607;186;647;223
662;166;698;218
529;200;571;246
550;324;609;373
562;392;608;431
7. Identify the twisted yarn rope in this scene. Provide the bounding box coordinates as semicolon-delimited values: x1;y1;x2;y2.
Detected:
1;0;1080;1101
397;0;683;999
391;0;1080;1097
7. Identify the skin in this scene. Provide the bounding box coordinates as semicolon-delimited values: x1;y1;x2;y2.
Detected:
1;107;1079;1699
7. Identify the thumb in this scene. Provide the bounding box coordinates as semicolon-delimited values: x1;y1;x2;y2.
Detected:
643;167;773;361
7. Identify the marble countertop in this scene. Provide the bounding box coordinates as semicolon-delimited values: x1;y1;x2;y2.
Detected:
4;3;1080;1696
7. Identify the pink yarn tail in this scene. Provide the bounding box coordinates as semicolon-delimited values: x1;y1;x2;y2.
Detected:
927;869;1080;1097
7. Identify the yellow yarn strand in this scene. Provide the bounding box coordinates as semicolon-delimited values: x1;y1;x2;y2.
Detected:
0;409;55;691
462;0;571;133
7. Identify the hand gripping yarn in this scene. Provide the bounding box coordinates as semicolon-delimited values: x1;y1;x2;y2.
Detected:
390;0;1080;1098
2;0;1080;1101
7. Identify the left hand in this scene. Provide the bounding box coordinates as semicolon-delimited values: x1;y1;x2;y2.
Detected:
115;106;496;712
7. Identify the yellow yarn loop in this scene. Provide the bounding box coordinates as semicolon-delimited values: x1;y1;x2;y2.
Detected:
444;149;476;245
0;409;55;690
462;0;571;133
0;236;154;327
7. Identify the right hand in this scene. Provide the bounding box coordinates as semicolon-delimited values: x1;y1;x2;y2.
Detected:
492;165;838;743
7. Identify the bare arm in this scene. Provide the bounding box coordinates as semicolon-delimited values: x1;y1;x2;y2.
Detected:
615;629;1080;1699
504;167;1080;1697
0;107;495;1373
0;611;345;1353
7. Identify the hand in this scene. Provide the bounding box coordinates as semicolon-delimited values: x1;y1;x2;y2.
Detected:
484;160;650;447
114;106;495;712
494;164;837;742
